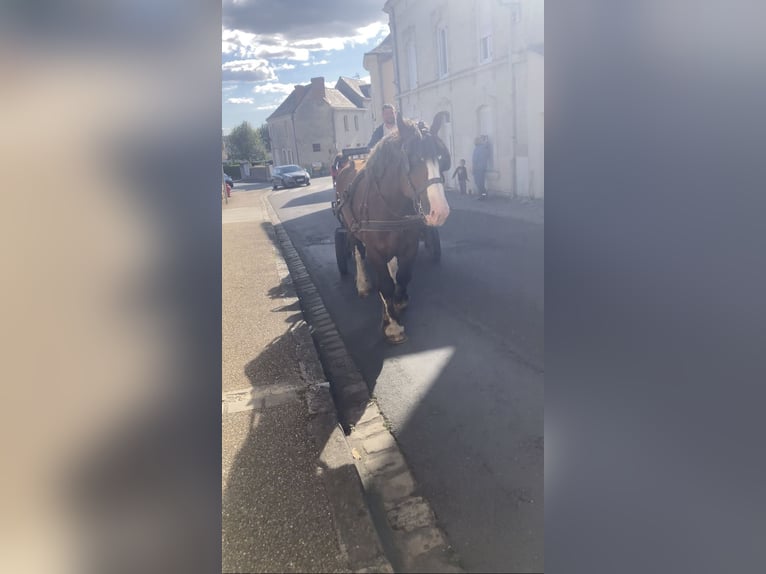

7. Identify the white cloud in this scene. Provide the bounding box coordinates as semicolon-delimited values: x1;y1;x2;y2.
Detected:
302;59;329;67
222;58;277;82
274;63;296;71
226;97;255;105
252;83;296;95
222;19;388;64
256;104;279;111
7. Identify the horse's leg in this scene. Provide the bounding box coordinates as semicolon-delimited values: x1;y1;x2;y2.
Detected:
393;237;418;314
368;251;406;344
353;242;372;297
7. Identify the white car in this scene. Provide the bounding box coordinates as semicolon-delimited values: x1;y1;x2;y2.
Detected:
271;165;310;189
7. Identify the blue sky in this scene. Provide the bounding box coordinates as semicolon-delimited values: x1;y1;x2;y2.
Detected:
222;1;390;134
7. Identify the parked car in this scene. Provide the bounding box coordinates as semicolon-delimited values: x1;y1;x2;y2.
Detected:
271;165;310;189
224;173;234;188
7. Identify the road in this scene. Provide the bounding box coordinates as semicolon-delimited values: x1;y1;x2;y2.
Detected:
263;176;544;573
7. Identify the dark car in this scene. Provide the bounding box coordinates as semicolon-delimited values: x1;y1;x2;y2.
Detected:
224;173;234;188
271;165;310;189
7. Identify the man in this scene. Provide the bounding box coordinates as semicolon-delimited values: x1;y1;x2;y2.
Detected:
472;135;491;200
368;103;397;149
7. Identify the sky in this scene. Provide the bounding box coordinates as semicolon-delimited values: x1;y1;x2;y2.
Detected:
222;0;391;134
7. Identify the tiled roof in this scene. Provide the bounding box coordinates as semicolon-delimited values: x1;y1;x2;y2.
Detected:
365;34;392;56
266;84;308;120
324;88;358;109
335;76;371;108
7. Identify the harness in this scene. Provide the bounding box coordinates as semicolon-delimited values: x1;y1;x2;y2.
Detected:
338;144;444;233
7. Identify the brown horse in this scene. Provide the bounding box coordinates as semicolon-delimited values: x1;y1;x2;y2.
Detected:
335;111;451;343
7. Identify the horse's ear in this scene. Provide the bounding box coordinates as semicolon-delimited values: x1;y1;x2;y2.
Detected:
396;110;409;135
430;111;450;137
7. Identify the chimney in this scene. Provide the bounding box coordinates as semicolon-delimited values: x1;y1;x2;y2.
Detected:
310;77;325;98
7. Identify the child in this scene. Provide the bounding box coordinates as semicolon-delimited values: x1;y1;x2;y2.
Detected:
452;159;469;195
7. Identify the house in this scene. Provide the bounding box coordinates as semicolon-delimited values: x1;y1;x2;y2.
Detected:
381;0;544;198
266;77;374;173
363;34;397;125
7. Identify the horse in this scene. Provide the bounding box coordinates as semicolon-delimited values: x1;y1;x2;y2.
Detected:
335;110;451;344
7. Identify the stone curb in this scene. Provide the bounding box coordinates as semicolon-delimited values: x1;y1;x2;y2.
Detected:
260;196;392;574
263;193;464;573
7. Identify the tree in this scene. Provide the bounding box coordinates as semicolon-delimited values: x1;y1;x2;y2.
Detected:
226;121;266;162
257;123;271;153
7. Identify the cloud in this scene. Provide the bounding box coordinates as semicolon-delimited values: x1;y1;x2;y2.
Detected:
252;83;296;95
302;59;329;66
226;97;255;104
274;63;296;71
222;0;388;41
256;104;279;111
221;58;277;82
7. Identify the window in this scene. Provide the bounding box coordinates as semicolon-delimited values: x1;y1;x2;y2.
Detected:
344;116;349;131
480;36;492;62
312;143;320;152
478;0;492;63
407;40;418;90
354;116;359;131
437;25;449;78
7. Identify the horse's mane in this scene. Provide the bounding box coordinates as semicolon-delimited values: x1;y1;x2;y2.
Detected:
364;118;419;183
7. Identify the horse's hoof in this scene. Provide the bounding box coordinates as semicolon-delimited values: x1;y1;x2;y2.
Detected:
386;333;408;345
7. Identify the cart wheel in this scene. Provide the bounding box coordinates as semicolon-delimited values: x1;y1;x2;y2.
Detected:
423;227;441;263
335;228;350;275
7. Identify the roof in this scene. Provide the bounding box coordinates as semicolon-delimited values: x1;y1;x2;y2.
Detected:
324;87;358;109
266;84;308;120
335;76;371;108
364;34;392;57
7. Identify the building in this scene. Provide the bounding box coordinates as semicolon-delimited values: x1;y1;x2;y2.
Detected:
381;0;543;198
363;34;397;125
266;77;374;173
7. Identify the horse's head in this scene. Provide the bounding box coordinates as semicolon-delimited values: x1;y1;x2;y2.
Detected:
397;111;451;227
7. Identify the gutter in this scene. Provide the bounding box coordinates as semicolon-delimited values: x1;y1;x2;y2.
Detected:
383;1;402;111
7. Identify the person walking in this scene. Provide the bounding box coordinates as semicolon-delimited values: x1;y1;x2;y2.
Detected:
368;103;398;149
472;135;490;200
452;159;470;195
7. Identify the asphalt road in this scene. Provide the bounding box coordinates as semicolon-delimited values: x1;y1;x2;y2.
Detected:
266;176;544;573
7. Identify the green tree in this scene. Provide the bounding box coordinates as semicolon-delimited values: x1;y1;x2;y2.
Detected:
226;121;266;162
257;123;271;153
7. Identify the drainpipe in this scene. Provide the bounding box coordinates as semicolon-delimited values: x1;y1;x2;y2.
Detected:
384;2;402;111
291;111;300;166
500;0;520;197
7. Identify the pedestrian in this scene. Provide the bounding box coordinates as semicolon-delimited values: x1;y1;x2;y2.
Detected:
452;159;469;195
331;153;345;187
368;103;398;149
472;135;490;200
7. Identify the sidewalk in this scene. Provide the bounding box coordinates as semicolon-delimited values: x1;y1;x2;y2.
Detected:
444;185;544;225
221;190;391;573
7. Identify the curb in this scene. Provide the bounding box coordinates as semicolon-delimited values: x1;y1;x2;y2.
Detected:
262;193;464;573
261;196;393;574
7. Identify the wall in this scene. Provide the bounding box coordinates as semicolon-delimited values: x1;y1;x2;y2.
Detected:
332;108;373;153
385;0;543;198
267;117;298;167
